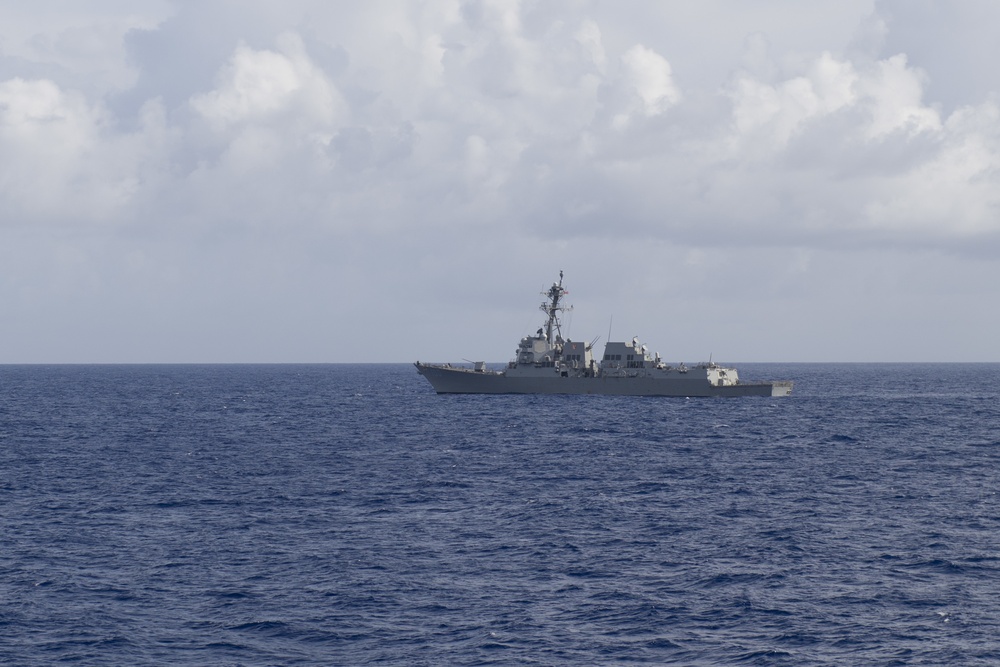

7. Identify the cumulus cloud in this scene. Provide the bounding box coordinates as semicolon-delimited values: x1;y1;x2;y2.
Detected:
0;78;100;215
863;101;1000;236
611;44;680;129
7;1;988;246
0;77;169;222
730;52;856;147
861;54;941;138
190;33;344;130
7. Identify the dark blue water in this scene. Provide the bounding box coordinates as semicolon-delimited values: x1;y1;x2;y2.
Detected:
3;363;1000;665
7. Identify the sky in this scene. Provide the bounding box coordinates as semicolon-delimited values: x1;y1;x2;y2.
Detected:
2;0;1000;363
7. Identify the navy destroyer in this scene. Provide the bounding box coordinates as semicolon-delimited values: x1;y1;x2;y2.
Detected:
415;272;792;397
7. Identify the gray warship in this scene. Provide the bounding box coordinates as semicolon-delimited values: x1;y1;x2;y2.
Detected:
415;272;792;397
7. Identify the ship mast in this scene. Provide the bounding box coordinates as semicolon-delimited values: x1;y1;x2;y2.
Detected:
540;270;571;345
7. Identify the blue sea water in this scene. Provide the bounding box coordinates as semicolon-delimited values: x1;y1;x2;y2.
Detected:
2;363;1000;665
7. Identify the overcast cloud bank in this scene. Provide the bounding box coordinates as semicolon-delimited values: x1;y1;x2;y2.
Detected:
2;1;999;362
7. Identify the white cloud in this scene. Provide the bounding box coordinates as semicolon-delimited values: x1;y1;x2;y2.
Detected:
860;53;940;138
0;75;173;224
613;44;680;129
695;48;1000;245
191;44;301;126
731;52;856;146
0;77;105;217
863;101;1000;236
190;32;345;131
728;50;942;152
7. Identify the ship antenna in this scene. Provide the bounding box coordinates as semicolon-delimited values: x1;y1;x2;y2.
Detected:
540;270;571;345
607;315;613;344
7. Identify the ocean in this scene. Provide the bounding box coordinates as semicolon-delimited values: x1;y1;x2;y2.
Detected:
2;363;999;665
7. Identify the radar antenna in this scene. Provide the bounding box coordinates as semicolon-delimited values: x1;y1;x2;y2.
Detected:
540;270;572;345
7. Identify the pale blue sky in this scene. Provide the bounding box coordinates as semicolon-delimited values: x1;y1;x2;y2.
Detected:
2;0;999;362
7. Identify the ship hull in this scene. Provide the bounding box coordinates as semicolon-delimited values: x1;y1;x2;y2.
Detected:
415;363;792;397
